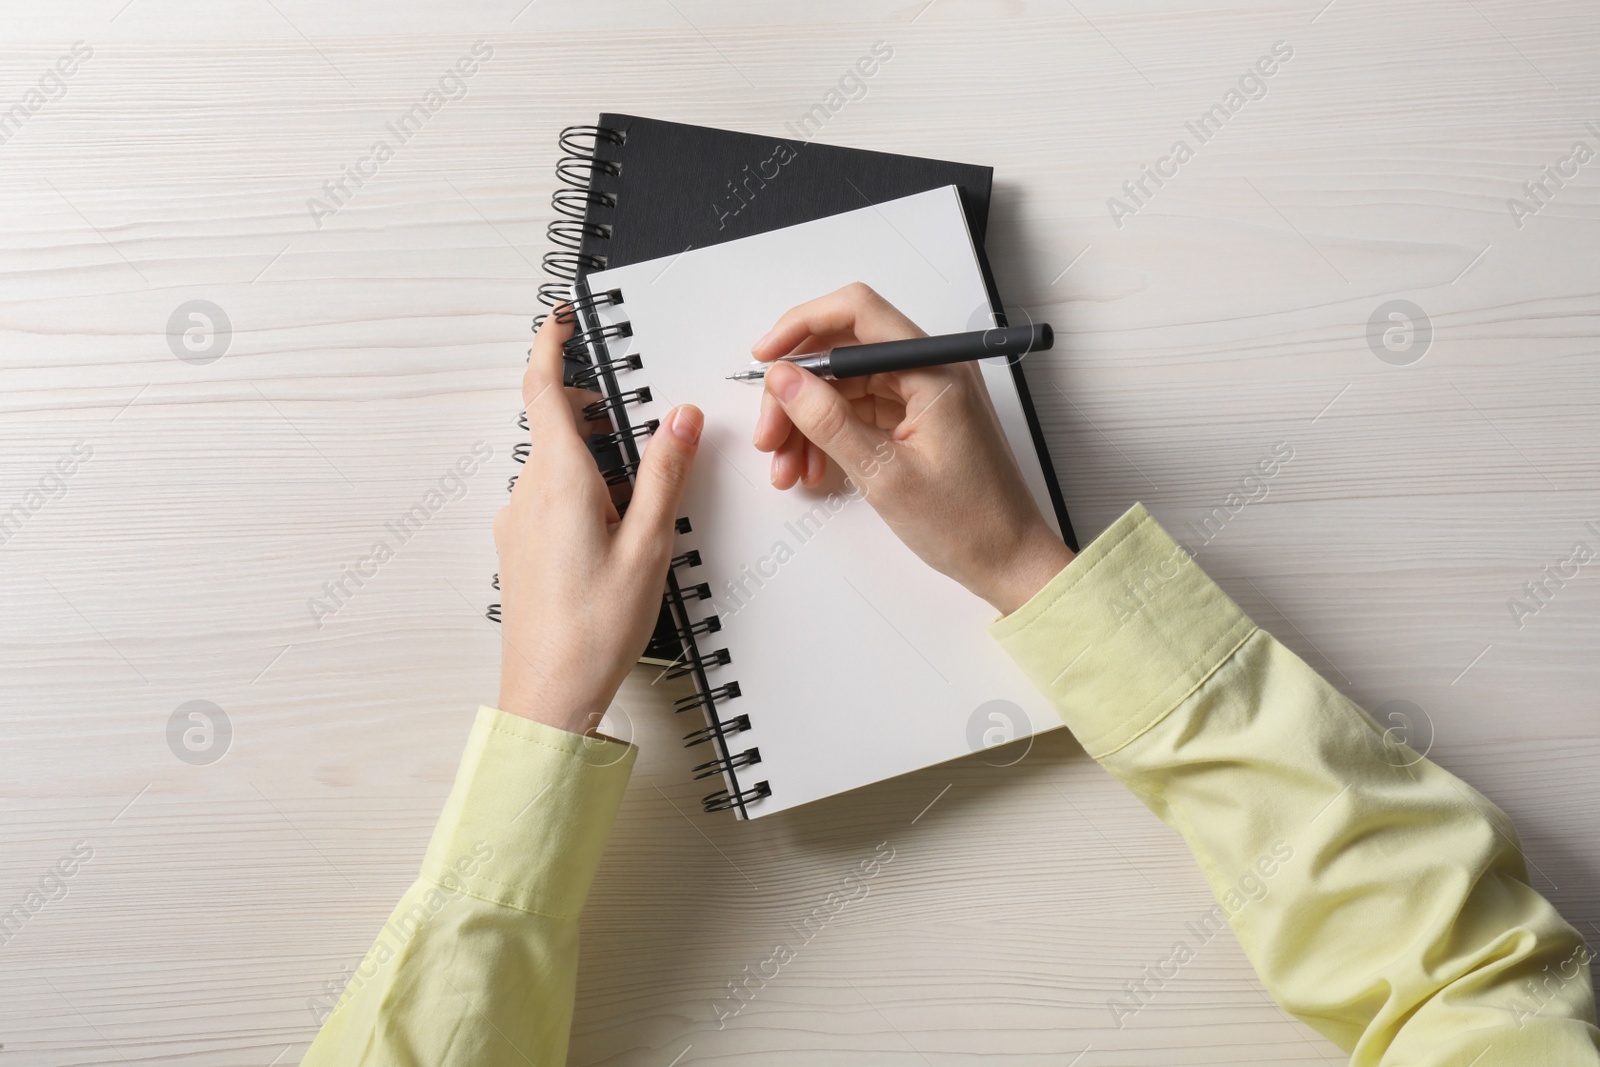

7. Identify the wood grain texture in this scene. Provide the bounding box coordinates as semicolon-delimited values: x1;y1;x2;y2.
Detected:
1;0;1596;1063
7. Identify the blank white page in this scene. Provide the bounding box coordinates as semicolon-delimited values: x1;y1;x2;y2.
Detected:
584;185;1062;818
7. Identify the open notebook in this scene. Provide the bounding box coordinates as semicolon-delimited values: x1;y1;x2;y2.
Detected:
573;186;1064;818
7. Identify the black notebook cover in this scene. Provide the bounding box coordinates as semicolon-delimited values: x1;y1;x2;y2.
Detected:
585;113;996;268
526;115;1077;660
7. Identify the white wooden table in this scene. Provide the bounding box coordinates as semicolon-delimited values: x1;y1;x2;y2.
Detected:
3;1;1597;1063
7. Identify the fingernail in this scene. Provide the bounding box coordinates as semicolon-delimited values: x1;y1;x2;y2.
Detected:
768;362;802;403
751;328;777;355
670;405;702;444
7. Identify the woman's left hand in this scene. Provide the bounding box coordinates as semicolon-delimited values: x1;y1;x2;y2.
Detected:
494;312;703;735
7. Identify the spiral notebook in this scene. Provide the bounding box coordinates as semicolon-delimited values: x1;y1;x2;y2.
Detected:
570;185;1065;818
489;116;1077;661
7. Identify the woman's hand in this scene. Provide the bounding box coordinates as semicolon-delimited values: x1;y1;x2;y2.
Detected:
752;283;1072;616
494;312;703;735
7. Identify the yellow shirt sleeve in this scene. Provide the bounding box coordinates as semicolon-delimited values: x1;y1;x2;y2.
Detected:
300;706;636;1067
992;504;1600;1065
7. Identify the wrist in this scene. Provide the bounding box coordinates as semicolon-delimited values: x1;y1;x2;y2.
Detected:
976;524;1075;617
497;674;610;736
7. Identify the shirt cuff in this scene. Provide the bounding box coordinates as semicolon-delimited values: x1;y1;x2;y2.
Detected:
990;503;1257;759
419;706;637;919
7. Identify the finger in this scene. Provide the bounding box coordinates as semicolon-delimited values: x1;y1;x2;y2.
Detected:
754;368;875;453
752;281;925;361
754;386;793;453
771;424;805;490
566;387;609;435
620;405;702;556
524;314;585;453
765;361;885;474
801;439;827;488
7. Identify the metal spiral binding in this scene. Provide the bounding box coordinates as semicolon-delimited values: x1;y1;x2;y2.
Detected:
570;353;641;386
543;251;607;289
554;153;620;189
548;218;612;248
553;187;615;220
557;124;624;156
582;387;652;419
676;615;721;638
704;782;773;813
601;459;641;487
494;122;767;817
591;419;659;449
692;747;761;781
562;320;632;359
683;712;749;748
674;581;712;601
535;285;624;333
676;682;741;715
661;647;731;681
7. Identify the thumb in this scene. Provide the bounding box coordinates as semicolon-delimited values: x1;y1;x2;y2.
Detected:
765;361;882;474
621;405;702;552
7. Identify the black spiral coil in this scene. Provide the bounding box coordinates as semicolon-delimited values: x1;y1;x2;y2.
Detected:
683;712;749;748
583;387;653;419
535;286;624;333
553;187;615;220
570;352;642;386
491;123;767;818
592;419;660;449
676;615;722;638
692;747;761;781
661;647;731;681
601;459;641;488
676;681;742;715
704;781;773;813
562;320;632;360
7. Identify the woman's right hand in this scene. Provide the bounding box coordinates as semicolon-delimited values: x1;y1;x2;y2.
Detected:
752;283;1074;616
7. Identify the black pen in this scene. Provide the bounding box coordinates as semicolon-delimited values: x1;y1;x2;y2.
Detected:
727;323;1054;382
